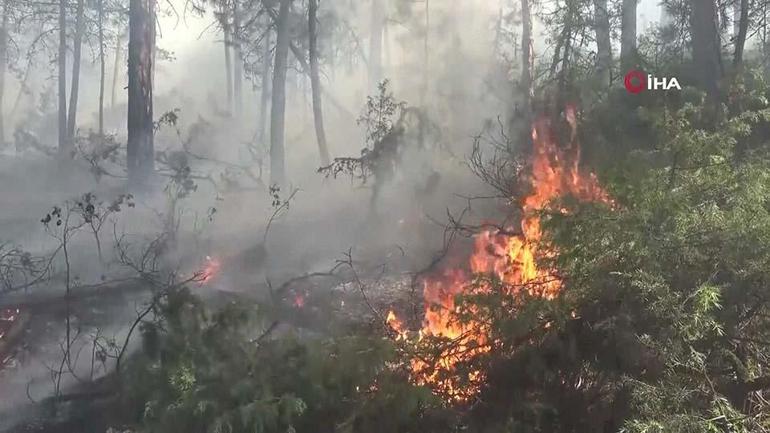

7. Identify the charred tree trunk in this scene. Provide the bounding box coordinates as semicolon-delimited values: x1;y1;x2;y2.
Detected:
733;0;749;68
127;0;155;188
368;0;383;91
691;0;723;100
620;0;637;70
593;0;612;87
98;0;105;135
58;0;68;157
233;0;243;117
309;0;330;166
270;0;292;186
111;30;125;110
0;0;9;146
67;0;85;142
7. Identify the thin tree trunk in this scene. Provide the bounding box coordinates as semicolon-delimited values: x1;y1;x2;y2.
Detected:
691;0;723;100
520;0;533;115
263;5;356;121
593;0;612;87
151;28;156;83
98;0;105;135
0;0;9;146
419;0;428;106
309;0;330;166
111;30;125;110
760;2;770;74
270;0;291;186
233;0;243;116
11;57;31;118
58;0;68;157
557;15;573;109
258;23;272;150
733;0;749;68
620;0;637;70
660;1;674;30
493;2;503;57
384;18;391;72
223;12;233;115
127;0;155;187
368;0;383;91
67;0;85;142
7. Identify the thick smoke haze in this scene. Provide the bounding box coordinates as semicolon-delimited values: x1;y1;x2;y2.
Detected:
0;0;763;430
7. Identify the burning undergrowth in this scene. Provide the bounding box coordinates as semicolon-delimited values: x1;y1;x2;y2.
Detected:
387;106;613;401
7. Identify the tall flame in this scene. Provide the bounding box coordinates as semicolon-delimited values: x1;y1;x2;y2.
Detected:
388;106;611;400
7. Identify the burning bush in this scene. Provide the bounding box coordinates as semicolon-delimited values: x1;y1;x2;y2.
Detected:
387;105;612;401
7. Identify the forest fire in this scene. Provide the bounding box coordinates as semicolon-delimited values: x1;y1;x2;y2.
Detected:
388;106;612;400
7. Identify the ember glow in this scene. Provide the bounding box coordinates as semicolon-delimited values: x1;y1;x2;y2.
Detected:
0;308;22;369
0;308;20;341
388;106;612;401
201;256;221;283
293;293;306;308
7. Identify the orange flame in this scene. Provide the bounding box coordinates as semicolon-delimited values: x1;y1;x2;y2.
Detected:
388;106;612;400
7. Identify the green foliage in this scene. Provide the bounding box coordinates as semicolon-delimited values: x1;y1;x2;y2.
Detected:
358;80;407;147
123;287;436;433
385;76;770;432
542;96;770;432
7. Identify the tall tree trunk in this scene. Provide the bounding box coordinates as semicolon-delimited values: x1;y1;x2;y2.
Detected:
733;0;749;68
691;0;723;100
11;57;31;118
620;0;637;70
98;0;105;135
309;0;330;166
258;22;272;150
419;0;428;106
223;18;233;115
520;0;533;116
510;0;535;151
368;0;383;90
232;0;243;116
221;4;233;116
384;19;391;72
58;0;68;157
557;14;573;109
661;2;674;28
593;0;612;87
67;0;85;142
127;0;155;187
0;0;9;146
111;30;125;110
270;0;291;186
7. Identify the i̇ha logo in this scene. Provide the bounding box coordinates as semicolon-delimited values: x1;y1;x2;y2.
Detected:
624;70;681;94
